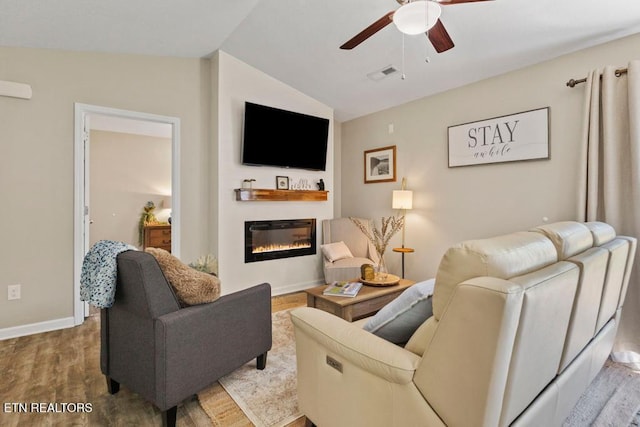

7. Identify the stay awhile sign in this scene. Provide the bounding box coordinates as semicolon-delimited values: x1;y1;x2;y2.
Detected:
448;107;550;167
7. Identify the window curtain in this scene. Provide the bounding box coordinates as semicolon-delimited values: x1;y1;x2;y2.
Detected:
577;60;640;370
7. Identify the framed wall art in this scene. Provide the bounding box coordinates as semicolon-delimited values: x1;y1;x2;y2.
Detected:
364;145;396;183
276;176;289;190
448;107;550;167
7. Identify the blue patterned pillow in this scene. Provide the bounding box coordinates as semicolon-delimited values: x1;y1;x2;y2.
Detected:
363;279;435;344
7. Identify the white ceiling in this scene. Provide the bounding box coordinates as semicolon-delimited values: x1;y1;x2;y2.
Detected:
2;0;640;121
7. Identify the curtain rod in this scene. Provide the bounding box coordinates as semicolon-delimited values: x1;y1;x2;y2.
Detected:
566;68;628;88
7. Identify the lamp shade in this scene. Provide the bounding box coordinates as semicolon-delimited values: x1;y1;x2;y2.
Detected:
392;190;413;210
393;1;441;35
162;196;172;209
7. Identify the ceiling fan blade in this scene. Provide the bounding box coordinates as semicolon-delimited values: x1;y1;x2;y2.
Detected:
340;11;395;50
428;19;455;53
438;0;493;4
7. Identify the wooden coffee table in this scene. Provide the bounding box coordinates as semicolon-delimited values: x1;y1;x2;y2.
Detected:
305;279;416;322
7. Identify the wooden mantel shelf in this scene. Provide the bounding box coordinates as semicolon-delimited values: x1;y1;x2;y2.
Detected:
235;188;328;202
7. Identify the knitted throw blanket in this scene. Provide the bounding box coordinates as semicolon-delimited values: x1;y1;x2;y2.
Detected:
80;240;137;308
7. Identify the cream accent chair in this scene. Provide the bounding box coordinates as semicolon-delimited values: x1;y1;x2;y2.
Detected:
292;221;636;427
321;218;379;283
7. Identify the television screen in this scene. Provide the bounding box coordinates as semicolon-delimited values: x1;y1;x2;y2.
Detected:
242;102;329;171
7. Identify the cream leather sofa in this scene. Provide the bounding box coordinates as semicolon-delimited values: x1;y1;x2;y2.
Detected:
291;221;636;427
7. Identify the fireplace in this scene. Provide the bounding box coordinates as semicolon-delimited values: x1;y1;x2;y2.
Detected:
245;219;316;263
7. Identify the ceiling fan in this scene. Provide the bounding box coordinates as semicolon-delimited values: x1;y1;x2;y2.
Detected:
340;0;493;53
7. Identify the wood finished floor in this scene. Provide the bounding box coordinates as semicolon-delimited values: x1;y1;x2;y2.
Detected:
0;292;307;427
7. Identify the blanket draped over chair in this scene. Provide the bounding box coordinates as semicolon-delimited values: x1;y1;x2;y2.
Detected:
80;240;136;308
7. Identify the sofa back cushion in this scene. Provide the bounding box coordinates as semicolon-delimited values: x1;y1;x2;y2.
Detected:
499;261;580;425
585;221;617;246
532;221;594;260
585;222;637;318
560;247;609;371
595;238;634;331
432;231;557;320
531;222;610;371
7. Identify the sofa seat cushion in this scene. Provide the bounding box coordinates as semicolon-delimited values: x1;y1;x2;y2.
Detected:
145;248;221;306
363;279;435;344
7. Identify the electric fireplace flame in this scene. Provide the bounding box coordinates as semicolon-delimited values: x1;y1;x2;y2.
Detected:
252;241;312;254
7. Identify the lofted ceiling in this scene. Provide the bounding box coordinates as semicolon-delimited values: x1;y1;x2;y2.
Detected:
2;0;640;121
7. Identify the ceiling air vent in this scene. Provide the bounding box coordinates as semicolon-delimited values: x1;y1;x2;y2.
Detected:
367;65;398;82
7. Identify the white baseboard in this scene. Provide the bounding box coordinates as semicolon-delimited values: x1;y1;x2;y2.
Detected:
273;279;324;296
0;316;76;340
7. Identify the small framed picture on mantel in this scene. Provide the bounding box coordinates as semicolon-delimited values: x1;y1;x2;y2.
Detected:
364;145;396;183
276;176;289;190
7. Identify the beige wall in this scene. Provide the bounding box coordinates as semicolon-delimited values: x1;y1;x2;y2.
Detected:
89;130;171;247
0;46;210;330
341;33;640;282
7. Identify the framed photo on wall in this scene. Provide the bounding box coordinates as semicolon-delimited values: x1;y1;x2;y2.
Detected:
276;176;289;190
364;145;396;183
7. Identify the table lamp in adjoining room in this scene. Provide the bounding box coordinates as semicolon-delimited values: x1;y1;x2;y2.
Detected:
162;195;172;224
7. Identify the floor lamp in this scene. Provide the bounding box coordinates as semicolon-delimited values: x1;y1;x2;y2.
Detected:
392;178;413;278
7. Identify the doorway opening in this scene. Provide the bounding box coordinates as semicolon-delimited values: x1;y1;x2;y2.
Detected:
73;103;181;325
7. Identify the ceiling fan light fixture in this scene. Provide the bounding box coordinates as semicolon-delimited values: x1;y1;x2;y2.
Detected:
393;1;442;35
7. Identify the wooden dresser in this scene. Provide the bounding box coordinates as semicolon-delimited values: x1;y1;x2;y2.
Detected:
143;225;172;252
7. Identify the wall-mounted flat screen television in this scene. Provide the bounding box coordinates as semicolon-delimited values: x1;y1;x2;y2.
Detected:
241;102;330;171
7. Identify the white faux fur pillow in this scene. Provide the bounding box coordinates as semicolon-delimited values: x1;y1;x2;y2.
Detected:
321;241;354;262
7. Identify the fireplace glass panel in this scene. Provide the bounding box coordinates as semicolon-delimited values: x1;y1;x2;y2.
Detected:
245;219;316;263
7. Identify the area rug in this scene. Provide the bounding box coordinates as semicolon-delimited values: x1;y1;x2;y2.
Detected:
563;359;640;426
198;310;302;427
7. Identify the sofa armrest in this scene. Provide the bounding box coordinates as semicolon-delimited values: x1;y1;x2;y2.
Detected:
291;307;420;384
153;282;272;409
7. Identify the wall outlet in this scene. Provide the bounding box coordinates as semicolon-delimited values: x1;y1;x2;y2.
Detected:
8;284;21;300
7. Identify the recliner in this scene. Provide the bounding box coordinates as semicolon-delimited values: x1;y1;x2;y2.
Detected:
292;221;636;427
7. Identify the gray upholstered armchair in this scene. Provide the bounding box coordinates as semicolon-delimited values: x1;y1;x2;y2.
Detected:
101;251;272;427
